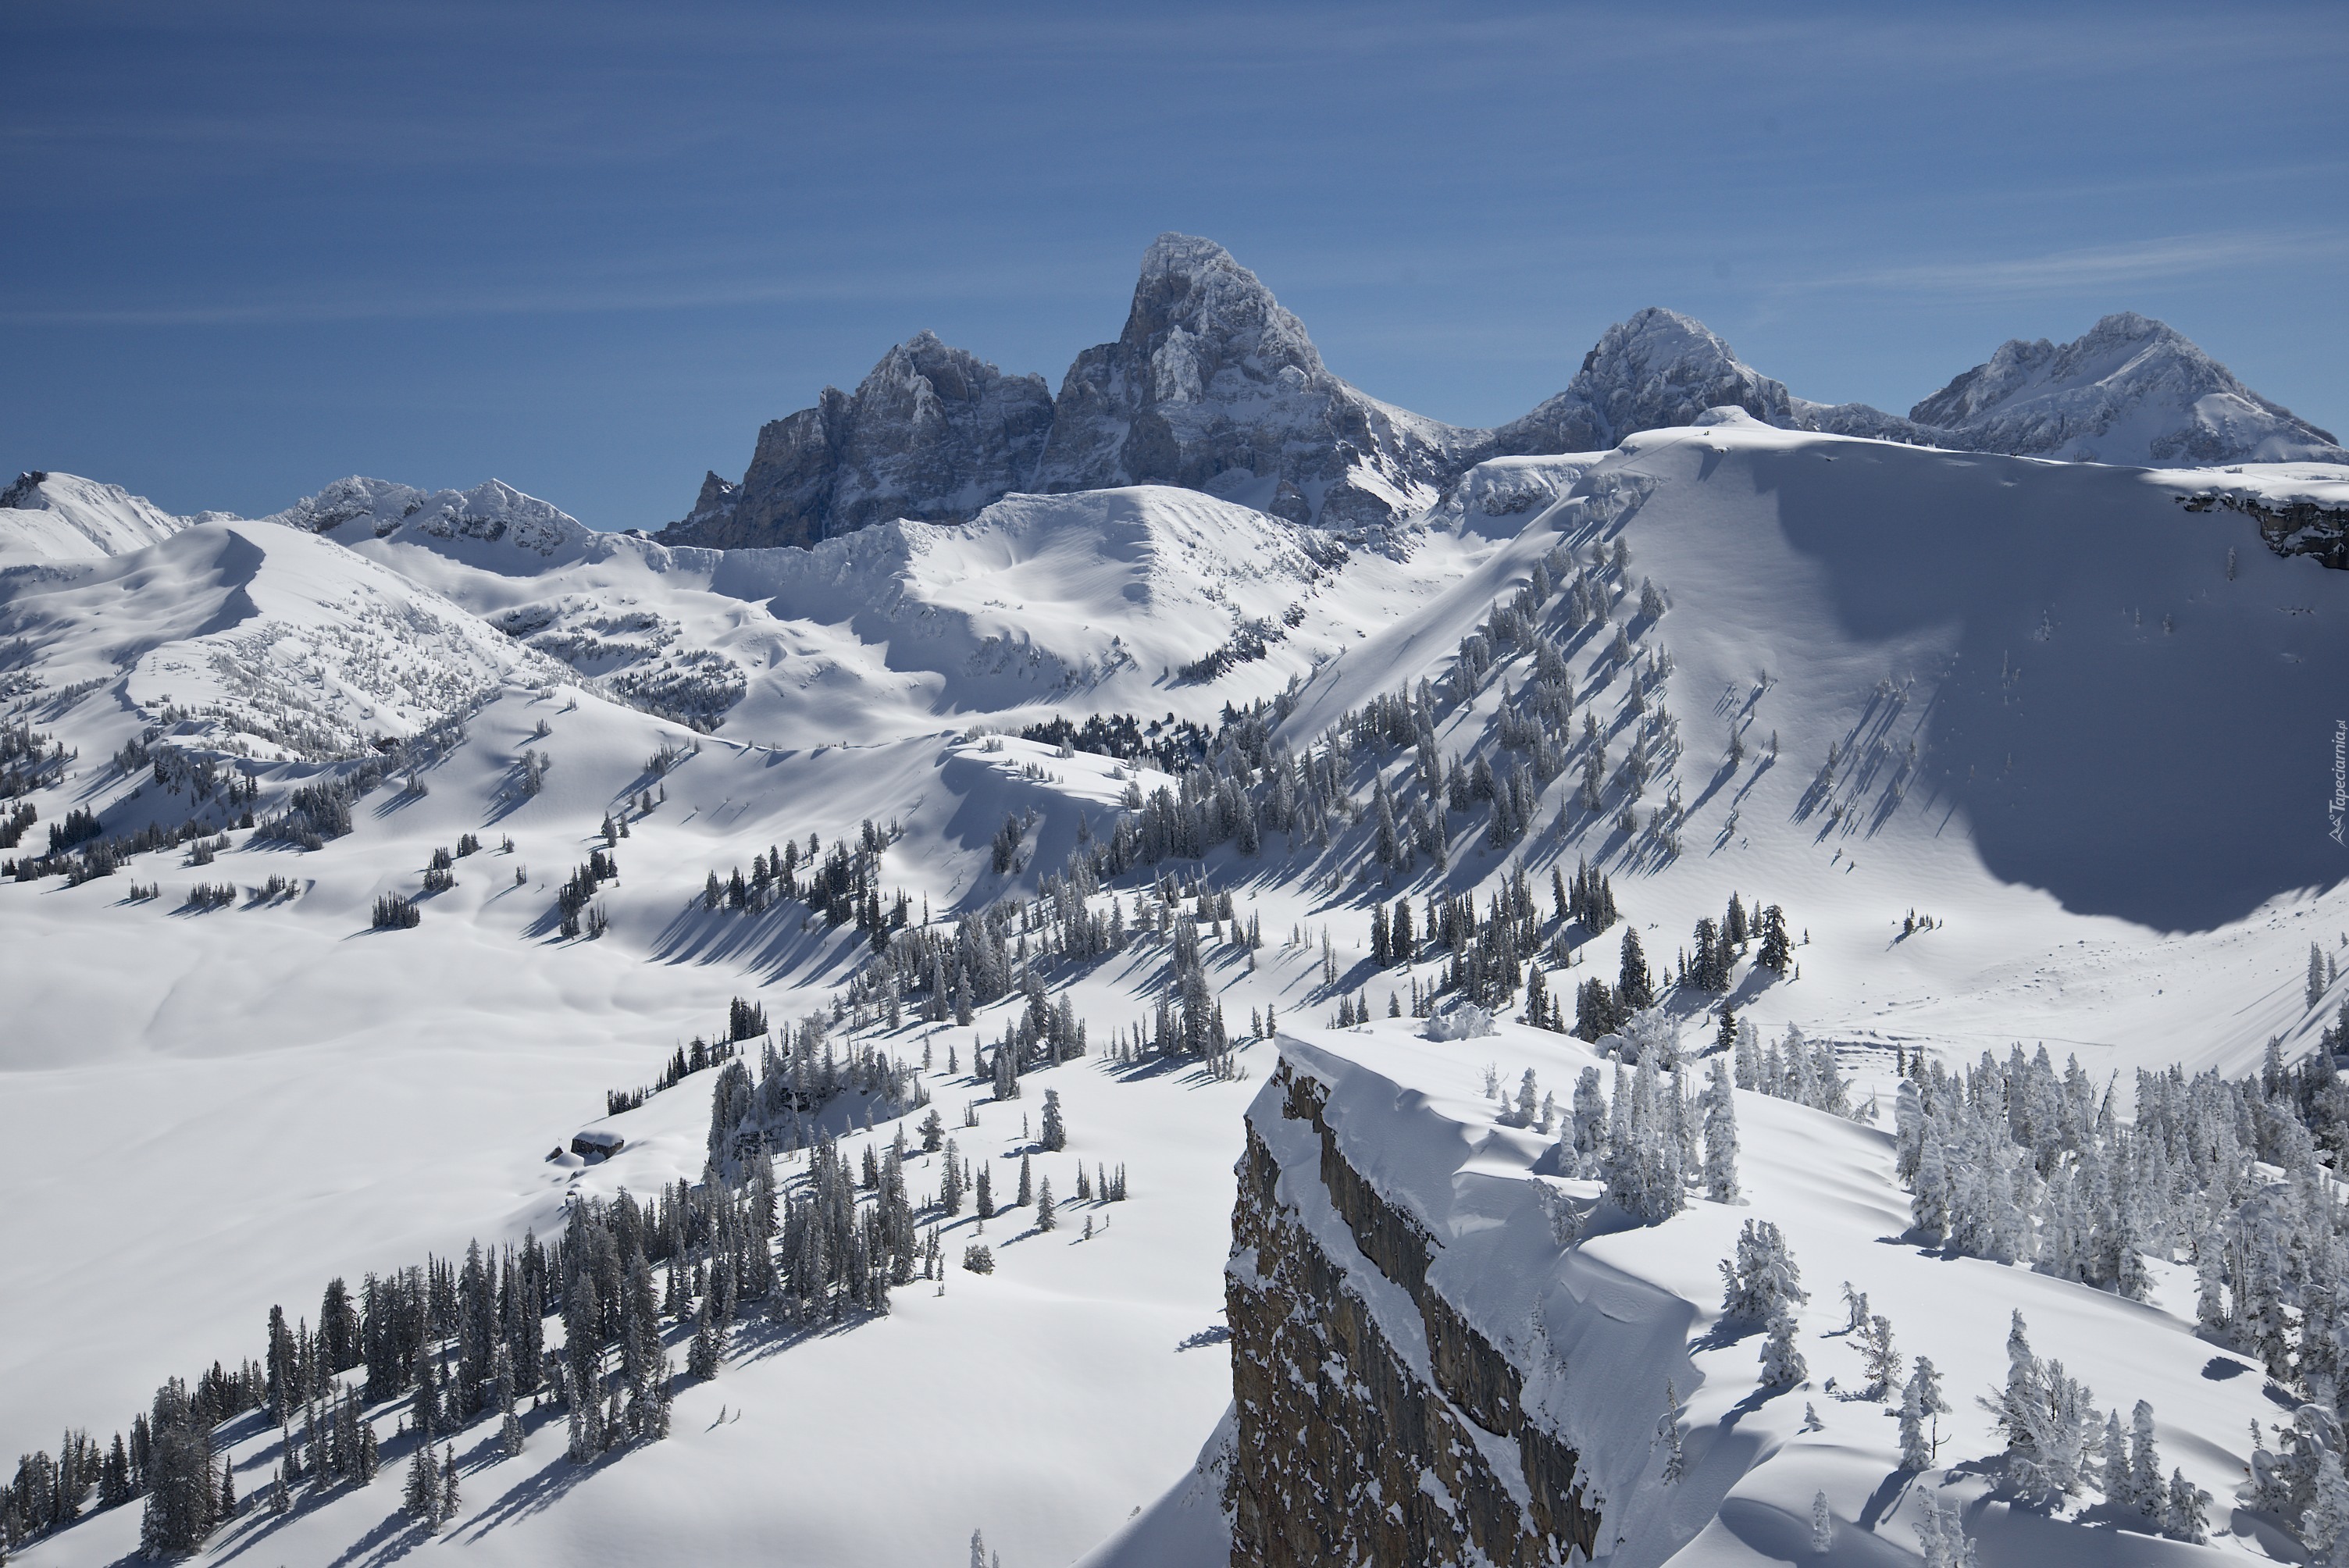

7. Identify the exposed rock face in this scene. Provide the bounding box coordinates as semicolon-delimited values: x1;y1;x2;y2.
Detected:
1031;233;1472;531
1227;1057;1597;1568
1491;307;1921;455
665;330;1053;550
664;244;2341;550
2180;490;2349;570
1909;312;2345;465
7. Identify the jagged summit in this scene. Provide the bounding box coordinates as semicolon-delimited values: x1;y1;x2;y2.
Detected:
1492;307;1915;454
662;239;2341;550
662;330;1053;550
1909;310;2344;465
1030;232;1470;529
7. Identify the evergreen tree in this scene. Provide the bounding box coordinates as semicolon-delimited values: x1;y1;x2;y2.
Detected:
2163;1469;2210;1544
1859;1313;1902;1398
1760;1304;1808;1386
1720;1220;1806;1322
439;1446;458;1523
1702;1053;1739;1203
1039;1089;1067;1152
1756;905;1792;973
2312;942;2331;1010
1017;1153;1033;1207
1656;1381;1685;1483
401;1441;440;1523
1900;1356;1948;1470
1618;927;1653;1011
1810;1490;1833;1553
975;1165;994;1219
1037;1178;1057;1232
2126;1400;2162;1516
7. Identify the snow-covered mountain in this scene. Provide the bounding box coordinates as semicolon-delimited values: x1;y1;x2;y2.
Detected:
5;390;2349;1567
661;238;2342;550
0;470;208;560
1909;310;2344;465
1026;233;1477;530
1490;307;1924;454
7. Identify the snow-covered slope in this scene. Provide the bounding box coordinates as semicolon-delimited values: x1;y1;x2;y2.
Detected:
0;470;201;561
305;479;1453;741
3;414;2347;1568
0;520;569;765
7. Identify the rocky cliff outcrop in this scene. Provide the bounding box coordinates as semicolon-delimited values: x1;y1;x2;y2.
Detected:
1228;1052;1599;1567
665;330;1053;550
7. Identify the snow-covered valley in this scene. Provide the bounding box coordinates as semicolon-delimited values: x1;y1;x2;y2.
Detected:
3;347;2348;1566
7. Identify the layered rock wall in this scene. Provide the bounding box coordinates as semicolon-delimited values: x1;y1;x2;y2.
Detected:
1225;1058;1597;1567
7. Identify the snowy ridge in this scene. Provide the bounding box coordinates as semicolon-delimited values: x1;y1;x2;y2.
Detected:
0;521;571;765
266;476;601;563
0;470;201;561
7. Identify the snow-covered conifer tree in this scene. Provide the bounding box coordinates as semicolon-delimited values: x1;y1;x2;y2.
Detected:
1900;1356;1947;1470
1760;1305;1808;1386
1720;1219;1806;1323
1702;1053;1738;1203
1656;1381;1684;1483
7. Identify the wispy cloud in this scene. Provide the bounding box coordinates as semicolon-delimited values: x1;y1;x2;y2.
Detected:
1800;231;2349;299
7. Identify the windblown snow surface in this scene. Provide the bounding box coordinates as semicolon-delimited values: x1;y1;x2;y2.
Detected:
1;427;2345;1567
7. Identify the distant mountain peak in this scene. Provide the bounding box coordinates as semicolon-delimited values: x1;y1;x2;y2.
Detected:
267;476;594;558
1907;312;2341;465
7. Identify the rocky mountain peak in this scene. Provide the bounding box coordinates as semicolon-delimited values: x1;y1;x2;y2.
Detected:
1030;233;1465;529
1907;312;2341;465
663;333;1053;550
1117;232;1327;391
1493;307;1812;454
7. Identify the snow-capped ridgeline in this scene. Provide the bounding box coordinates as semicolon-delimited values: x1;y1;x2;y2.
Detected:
266;476;601;563
664;235;2344;548
0;470;208;561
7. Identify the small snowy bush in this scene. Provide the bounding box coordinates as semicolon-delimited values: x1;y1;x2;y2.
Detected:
1423;1003;1495;1042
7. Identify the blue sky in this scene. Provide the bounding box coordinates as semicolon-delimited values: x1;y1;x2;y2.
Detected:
5;1;2344;529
